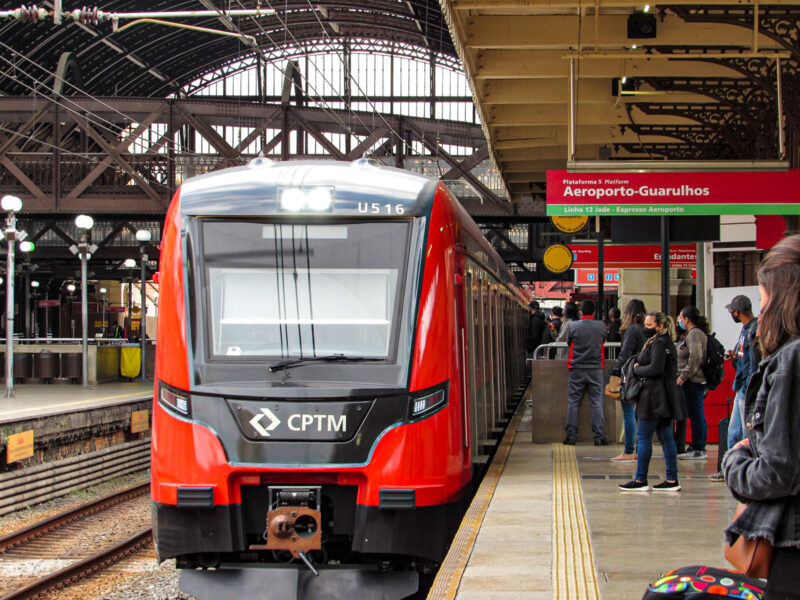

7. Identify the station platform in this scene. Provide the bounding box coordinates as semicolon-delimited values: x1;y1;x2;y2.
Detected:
431;395;736;600
0;381;153;424
0;381;153;473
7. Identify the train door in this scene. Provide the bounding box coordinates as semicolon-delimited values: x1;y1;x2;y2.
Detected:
464;270;481;460
487;285;500;431
479;276;495;433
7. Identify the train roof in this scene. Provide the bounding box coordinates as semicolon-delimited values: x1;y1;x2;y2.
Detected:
178;158;436;217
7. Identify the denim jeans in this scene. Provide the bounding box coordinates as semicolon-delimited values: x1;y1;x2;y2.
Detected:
681;380;707;452
635;418;679;482
622;400;636;454
727;389;747;451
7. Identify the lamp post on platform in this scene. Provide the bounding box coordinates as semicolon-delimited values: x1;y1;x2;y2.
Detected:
30;280;40;339
135;230;151;382
2;195;26;398
123;258;136;340
73;215;96;388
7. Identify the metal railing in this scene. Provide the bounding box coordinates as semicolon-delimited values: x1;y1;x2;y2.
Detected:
0;338;154;346
533;342;621;361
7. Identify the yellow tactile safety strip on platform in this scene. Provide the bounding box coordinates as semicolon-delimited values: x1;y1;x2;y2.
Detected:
552;443;601;600
426;400;526;600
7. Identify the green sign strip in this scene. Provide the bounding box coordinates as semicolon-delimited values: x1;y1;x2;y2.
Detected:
547;203;800;216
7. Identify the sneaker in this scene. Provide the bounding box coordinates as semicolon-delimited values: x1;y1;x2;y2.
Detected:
677;449;695;459
611;453;637;462
594;438;610;446
652;480;681;492
563;438;576;446
618;480;649;492
708;471;725;482
678;450;707;460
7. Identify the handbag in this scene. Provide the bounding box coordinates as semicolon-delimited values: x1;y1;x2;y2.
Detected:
605;375;621;400
724;502;774;579
620;356;644;401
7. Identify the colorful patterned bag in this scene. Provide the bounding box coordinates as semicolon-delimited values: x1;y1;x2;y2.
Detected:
642;565;765;599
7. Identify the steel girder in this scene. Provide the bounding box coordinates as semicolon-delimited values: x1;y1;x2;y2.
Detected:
0;95;505;213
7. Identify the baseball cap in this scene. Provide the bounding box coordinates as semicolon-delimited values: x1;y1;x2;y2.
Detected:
529;300;540;310
725;295;752;313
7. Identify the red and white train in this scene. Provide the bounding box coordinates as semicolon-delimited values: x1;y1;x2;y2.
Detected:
151;158;529;599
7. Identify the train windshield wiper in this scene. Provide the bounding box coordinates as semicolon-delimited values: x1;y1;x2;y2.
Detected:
268;354;383;373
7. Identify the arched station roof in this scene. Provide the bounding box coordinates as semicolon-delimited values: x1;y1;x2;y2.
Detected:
0;0;456;97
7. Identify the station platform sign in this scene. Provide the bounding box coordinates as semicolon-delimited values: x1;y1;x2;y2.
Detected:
546;170;800;216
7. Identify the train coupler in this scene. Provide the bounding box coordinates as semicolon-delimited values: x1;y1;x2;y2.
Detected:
249;486;322;572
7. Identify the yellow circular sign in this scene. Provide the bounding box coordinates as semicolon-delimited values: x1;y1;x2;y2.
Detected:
543;243;574;274
551;215;589;234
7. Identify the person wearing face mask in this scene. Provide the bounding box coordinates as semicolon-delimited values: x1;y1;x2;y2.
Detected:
675;306;709;460
708;295;759;482
723;235;800;600
618;311;684;492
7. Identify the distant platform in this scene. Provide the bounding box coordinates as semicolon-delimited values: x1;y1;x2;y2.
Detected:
0;381;152;424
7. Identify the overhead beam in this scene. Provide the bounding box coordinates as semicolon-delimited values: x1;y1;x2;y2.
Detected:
463;15;777;50
475;50;749;79
480;78;711;104
452;0;798;9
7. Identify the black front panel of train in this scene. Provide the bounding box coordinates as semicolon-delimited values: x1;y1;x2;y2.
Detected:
190;392;409;465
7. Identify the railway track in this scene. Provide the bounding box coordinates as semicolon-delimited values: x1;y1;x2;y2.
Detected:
0;483;153;600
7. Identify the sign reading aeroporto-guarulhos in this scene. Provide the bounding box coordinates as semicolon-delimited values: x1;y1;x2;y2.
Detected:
545;170;800;216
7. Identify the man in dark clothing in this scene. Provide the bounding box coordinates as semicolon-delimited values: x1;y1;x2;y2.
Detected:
526;300;546;356
606;307;621;342
709;294;759;481
564;299;609;445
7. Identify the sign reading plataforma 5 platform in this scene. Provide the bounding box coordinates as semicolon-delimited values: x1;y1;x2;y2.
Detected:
546;170;800;216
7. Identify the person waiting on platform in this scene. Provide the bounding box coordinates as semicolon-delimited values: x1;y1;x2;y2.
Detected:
618;311;683;492
610;299;647;462
606;307;622;342
676;305;709;460
526;300;546;358
563;300;608;446
708;294;759;482
723;234;800;600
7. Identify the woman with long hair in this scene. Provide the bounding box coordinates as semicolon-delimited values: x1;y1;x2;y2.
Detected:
610;299;647;462
676;305;709;460
618;311;684;491
723;234;800;599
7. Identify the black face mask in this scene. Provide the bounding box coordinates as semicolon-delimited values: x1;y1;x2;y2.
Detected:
644;327;657;338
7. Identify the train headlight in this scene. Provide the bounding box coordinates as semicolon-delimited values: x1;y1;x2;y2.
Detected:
408;385;448;420
278;187;334;212
159;383;191;417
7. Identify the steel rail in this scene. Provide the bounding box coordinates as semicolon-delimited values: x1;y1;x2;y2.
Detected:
0;528;153;600
0;482;149;554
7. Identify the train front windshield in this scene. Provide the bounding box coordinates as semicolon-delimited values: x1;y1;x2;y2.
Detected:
202;221;410;359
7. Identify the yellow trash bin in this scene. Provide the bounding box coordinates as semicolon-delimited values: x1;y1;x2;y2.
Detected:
120;345;141;379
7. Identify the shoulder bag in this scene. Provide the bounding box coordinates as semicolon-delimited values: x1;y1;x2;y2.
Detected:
620;356;644;402
724;502;774;579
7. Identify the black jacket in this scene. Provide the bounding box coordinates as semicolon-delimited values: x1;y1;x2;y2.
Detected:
611;323;646;377
526;311;546;352
723;337;800;548
633;333;684;421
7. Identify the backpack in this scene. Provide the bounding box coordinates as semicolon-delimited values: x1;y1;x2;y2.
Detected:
642;565;764;599
702;332;726;390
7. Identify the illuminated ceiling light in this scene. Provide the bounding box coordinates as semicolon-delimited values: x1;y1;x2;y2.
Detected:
643;4;650;12
1;195;22;212
124;258;137;269
75;214;94;230
135;229;152;242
